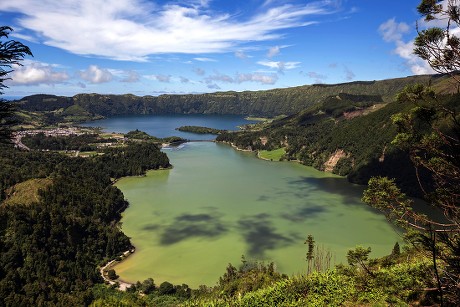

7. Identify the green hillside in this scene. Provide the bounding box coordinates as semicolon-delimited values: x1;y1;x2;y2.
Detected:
217;90;460;196
13;74;454;126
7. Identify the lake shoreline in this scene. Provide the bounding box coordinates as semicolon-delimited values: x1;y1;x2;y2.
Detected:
89;116;400;288
100;249;136;291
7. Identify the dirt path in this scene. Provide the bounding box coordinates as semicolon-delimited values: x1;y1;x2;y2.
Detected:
100;249;135;291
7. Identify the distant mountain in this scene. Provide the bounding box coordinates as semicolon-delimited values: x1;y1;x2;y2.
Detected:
13;74;455;122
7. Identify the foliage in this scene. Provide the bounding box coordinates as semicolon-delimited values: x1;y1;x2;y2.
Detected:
0;26;32;142
414;0;460;78
91;281;190;307
217;90;452;196
347;246;373;276
158;281;176;295
3;178;52;206
0;26;33;94
139;278;155;294
185;246;435;307
22;132;104;151
176;125;225;135
305;235;315;274
11;74;449;127
0;142;170;306
107;269;118;280
363;1;460;305
0;99;16;143
125;129;156;140
125;129;186;145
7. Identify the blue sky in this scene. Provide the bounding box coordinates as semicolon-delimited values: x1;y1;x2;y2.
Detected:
0;0;435;97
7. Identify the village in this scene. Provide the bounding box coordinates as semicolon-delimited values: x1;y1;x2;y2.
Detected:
12;126;126;152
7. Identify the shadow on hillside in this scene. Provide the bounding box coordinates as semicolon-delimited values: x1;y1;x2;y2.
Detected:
347;149;428;198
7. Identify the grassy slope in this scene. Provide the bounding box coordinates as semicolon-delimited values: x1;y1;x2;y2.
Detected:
258;148;286;161
3;178;53;206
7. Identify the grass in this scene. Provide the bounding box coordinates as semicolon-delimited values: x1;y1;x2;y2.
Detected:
3;178;53;206
245;116;269;122
78;151;99;157
258;148;286;161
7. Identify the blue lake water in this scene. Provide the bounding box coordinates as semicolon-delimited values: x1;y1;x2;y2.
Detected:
82;114;257;140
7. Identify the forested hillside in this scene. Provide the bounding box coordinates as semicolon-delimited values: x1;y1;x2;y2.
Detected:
217;90;460;196
0;143;170;306
13;74;453;126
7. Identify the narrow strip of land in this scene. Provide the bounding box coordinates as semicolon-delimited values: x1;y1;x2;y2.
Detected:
100;249;135;291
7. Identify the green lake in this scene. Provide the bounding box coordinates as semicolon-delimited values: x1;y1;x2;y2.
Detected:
113;141;401;288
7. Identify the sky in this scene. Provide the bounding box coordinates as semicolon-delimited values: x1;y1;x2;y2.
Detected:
0;0;439;97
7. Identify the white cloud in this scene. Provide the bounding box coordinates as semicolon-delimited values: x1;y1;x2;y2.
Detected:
379;18;435;75
378;18;410;42
145;74;171;83
8;60;69;85
206;72;234;83
79;65;113;83
120;70;140;83
267;46;280;58
0;0;335;61
235;50;248;59
394;40;415;60
236;72;278;85
194;57;217;62
9;28;39;44
205;71;278;85
257;61;301;72
306;71;326;79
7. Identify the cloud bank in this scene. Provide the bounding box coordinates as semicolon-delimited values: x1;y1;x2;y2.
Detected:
0;0;334;61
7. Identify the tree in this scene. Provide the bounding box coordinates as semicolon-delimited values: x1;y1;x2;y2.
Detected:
363;1;460;305
158;281;175;295
391;242;401;257
139;278;155;294
414;0;460;81
107;269;118;280
304;234;315;274
346;246;373;276
0;26;32;143
0;99;16;143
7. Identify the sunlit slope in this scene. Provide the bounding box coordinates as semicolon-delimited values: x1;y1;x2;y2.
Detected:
14;73;454;119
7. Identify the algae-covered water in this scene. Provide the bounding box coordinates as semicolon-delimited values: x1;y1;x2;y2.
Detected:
113;141;400;287
83;114;401;287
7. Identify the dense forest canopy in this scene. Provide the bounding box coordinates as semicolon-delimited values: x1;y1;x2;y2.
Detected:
0;142;170;305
